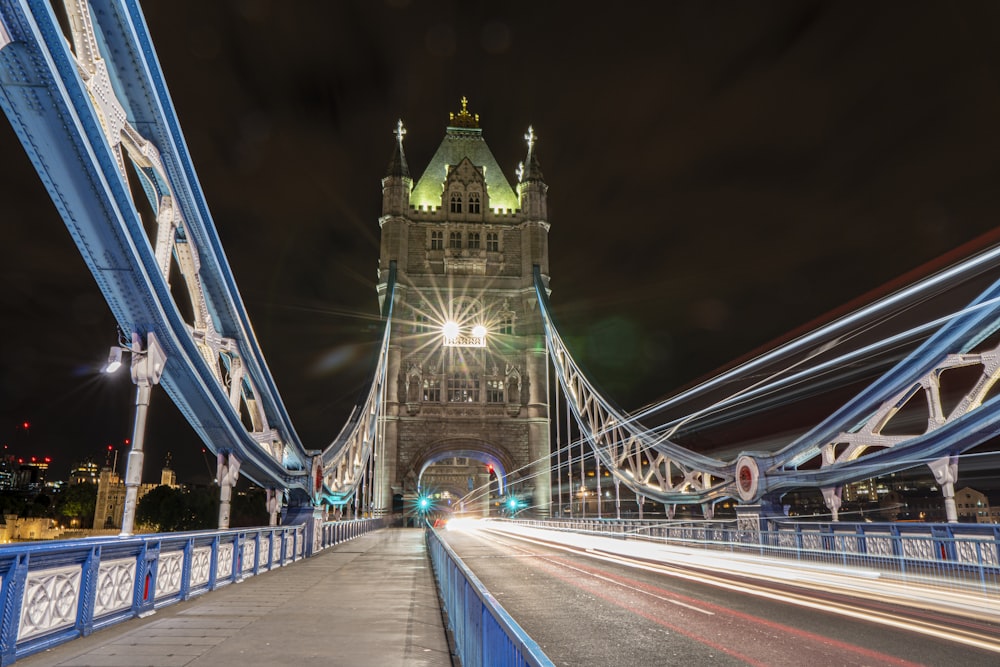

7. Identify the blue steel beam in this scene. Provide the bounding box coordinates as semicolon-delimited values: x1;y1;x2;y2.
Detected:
0;0;310;491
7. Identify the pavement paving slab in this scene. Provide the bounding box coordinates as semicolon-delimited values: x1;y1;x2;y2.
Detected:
16;528;454;667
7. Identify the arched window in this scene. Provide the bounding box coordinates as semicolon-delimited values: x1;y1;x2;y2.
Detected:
430;231;443;250
423;378;441;402
468;192;481;214
468;232;480;249
450;193;462;213
449;231;462;249
486;378;504;403
486;232;499;252
448;375;480;402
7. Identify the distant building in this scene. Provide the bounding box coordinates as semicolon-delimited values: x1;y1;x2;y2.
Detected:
0;455;17;490
955;486;991;523
68;459;99;486
16;457;50;490
92;458;180;530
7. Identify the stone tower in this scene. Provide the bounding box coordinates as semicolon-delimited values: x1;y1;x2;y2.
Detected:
375;99;551;517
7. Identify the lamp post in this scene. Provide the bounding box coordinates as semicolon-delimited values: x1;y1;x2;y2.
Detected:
106;332;166;537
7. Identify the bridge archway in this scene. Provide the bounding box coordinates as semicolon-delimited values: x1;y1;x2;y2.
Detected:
404;438;518;516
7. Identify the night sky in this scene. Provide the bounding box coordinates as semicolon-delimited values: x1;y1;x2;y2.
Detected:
3;1;1000;488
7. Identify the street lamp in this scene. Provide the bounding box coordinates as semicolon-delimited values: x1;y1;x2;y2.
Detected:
105;332;167;536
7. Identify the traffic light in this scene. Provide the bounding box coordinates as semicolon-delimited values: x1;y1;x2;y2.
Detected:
487;463;496;479
417;496;432;512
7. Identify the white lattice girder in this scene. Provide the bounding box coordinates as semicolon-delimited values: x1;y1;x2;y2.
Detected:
812;346;1000;470
317;286;395;503
545;319;732;505
59;0;291;472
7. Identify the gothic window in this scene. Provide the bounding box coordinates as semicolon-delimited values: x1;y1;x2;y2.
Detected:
468;193;481;214
486;378;504;403
501;316;514;335
430;231;443;250
423;378;441;402
449;231;462;249
468;232;480;249
447;375;480;402
450;193;462;213
486;233;499;252
413;314;431;333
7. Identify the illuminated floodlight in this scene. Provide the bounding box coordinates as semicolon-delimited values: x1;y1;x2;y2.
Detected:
417;496;432;512
442;320;487;348
104;346;123;373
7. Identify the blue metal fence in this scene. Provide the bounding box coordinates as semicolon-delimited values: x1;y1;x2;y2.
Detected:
425;524;553;667
510;518;1000;596
0;518;384;666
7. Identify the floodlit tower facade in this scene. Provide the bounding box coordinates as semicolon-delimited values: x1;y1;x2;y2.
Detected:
375;99;551;517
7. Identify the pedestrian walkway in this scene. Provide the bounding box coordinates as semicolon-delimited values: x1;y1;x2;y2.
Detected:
18;528;453;667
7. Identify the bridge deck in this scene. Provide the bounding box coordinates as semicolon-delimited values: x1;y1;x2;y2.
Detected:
17;528;451;667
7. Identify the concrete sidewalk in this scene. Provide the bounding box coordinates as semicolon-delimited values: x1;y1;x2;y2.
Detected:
18;528;454;667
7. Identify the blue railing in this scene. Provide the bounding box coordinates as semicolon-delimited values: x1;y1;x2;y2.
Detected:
509;517;1000;596
0;518;384;666
425;524;553;667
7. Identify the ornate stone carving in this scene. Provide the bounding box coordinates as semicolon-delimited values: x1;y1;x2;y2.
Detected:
94;557;135;617
242;540;256;573
18;565;81;641
155;551;183;598
217;543;234;579
191;547;212;587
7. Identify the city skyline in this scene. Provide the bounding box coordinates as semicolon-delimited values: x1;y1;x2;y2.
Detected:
3;2;1000;488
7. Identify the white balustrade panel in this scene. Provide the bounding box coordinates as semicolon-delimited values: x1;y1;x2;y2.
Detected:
94;557;135;617
155;552;184;598
191;546;212;587
217;544;234;579
259;537;270;569
18;565;81;641
242;541;256;573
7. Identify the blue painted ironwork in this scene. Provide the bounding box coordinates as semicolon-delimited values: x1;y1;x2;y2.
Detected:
426;524;553;667
0;0;396;510
0;518;386;665
508;518;1000;596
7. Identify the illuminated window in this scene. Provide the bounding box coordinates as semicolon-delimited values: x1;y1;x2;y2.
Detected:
469;193;481;213
448;376;480;402
468;232;480;249
423;378;441;402
449;231;462;249
486;378;504;403
430;231;443;250
486;233;499;252
450;193;462;213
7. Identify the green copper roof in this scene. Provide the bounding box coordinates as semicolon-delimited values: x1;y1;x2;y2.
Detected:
410;126;520;213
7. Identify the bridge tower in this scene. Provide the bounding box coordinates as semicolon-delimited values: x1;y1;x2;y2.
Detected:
375;100;551;518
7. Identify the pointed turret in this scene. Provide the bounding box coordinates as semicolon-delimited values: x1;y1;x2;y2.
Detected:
516;126;548;221
382;119;412;216
379;119;412;290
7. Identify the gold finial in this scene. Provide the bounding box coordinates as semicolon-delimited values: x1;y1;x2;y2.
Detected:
449;96;480;128
394;119;406;145
524;126;536;153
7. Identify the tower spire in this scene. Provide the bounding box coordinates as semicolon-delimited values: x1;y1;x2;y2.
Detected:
517;124;548;219
518;125;544;184
385;119;410;179
448;96;480;129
